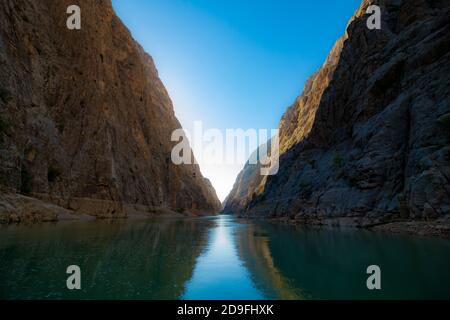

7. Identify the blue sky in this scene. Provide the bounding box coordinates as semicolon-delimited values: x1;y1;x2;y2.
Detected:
112;0;361;201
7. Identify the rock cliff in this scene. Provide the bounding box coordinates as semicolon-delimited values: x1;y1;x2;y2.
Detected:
224;0;450;227
0;0;221;219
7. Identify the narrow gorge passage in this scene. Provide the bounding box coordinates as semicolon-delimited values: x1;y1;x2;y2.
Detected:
0;0;449;305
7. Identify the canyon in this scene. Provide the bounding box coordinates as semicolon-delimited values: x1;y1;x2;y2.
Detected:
0;0;221;222
0;0;449;234
0;0;449;302
224;0;450;235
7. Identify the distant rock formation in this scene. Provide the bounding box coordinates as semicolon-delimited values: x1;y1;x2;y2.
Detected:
0;0;221;220
224;0;450;227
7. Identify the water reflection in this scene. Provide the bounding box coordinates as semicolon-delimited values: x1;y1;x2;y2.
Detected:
238;221;450;299
236;223;302;299
0;218;211;299
0;215;449;299
182;215;264;299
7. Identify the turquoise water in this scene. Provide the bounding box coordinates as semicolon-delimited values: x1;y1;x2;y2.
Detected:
182;216;264;299
0;215;449;299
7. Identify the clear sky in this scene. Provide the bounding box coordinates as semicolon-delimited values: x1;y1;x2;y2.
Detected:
112;0;361;202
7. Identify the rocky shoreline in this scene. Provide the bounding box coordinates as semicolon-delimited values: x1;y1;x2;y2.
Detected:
2;191;449;239
257;215;450;239
0;190;206;225
370;219;450;239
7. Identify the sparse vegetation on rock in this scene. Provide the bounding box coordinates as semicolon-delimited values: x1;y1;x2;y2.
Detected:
0;87;12;104
437;113;450;130
331;153;344;168
47;165;62;183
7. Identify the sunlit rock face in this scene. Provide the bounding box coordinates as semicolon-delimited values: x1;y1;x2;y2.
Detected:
0;0;221;216
224;0;450;225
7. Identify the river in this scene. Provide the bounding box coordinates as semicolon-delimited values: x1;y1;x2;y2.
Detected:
0;215;449;299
